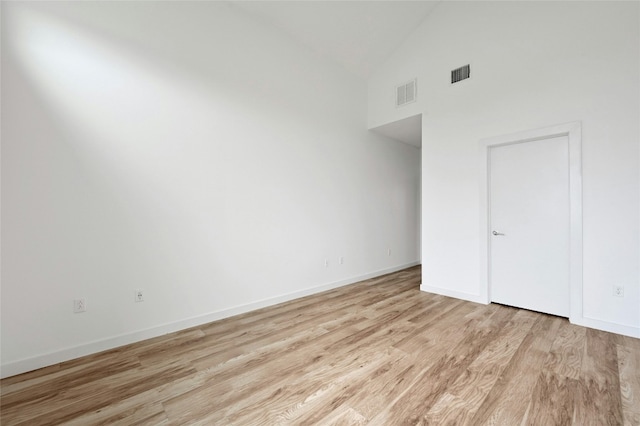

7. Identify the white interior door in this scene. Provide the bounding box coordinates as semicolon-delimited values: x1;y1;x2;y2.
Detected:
490;136;570;317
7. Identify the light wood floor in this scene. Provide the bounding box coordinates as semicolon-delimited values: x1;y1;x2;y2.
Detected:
2;266;639;425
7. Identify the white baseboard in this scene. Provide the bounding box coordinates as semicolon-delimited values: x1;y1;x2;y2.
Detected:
571;316;640;339
420;285;640;339
1;261;420;379
420;284;489;305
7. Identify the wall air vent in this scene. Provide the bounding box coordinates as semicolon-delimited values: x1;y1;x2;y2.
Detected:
396;78;417;107
451;64;471;84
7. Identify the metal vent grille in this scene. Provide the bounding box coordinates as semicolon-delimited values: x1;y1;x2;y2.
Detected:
451;65;470;84
396;78;417;107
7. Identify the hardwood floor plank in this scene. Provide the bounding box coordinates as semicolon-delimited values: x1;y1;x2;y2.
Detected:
63;392;167;426
521;371;577;426
617;344;640;425
161;315;372;423
574;328;624;425
620;335;640;352
392;298;476;355
471;315;564;425
227;347;395;425
425;309;538;424
344;351;422;420
1;265;637;426
543;321;586;380
2;360;194;425
0;353;140;401
0;364;62;391
361;288;429;318
368;305;518;425
161;326;336;423
406;295;465;325
318;405;368;426
142;303;365;369
216;319;420;425
188;313;357;371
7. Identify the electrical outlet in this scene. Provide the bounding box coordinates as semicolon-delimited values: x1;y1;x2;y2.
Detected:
339;256;344;265
613;285;624;297
387;248;391;256
324;259;329;268
73;298;86;313
135;289;144;302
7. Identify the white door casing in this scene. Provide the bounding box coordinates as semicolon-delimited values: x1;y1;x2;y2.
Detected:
478;122;582;322
490;136;570;317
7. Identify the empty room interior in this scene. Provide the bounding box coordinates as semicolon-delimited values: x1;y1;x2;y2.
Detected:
1;1;639;424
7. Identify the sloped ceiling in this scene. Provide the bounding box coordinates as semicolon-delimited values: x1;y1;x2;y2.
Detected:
230;1;439;79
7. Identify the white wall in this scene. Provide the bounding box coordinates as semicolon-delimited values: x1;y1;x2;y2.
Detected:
1;1;421;377
369;1;639;337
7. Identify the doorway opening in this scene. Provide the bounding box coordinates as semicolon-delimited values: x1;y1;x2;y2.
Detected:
371;114;423;261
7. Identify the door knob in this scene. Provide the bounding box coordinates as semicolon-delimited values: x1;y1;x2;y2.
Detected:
492;231;505;236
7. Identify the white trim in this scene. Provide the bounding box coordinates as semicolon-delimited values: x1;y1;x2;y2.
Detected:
0;261;419;379
574;316;640;339
478;122;583;322
420;284;488;305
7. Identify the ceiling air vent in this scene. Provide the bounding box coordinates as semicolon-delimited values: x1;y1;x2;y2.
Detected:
451;64;470;84
396;78;417;107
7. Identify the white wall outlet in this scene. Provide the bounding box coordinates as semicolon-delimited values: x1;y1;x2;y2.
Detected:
73;298;86;313
613;285;624;297
387;248;392;256
339;256;344;265
135;289;144;302
324;259;329;268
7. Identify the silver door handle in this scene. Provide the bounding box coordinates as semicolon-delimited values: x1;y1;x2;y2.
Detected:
492;231;505;236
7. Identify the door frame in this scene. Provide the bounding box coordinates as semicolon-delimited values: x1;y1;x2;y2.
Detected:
478;122;582;323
